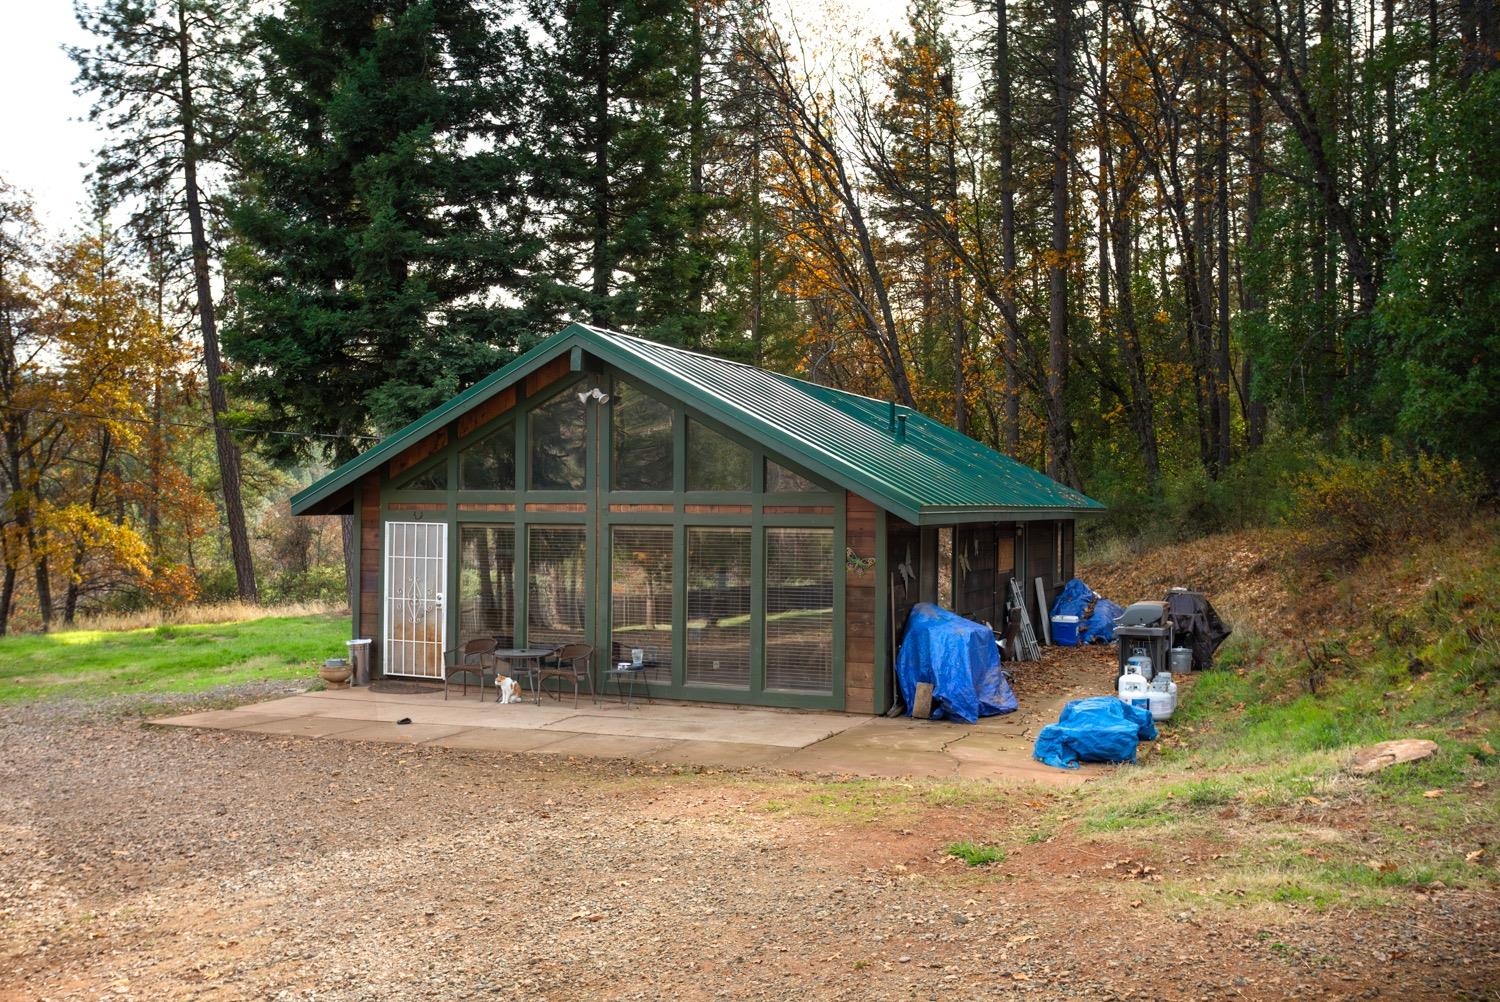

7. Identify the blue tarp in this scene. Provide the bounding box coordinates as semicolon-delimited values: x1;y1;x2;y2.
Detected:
1050;578;1096;619
1032;697;1158;769
1079;598;1126;644
895;603;1017;724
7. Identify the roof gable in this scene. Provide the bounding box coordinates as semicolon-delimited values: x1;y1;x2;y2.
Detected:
290;323;1103;521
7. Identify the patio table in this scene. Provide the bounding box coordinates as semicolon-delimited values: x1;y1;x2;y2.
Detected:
492;646;557;704
603;662;657;708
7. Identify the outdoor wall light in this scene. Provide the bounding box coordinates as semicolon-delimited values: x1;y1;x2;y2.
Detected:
576;387;611;405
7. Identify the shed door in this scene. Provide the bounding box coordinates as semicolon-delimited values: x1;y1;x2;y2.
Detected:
384;521;448;678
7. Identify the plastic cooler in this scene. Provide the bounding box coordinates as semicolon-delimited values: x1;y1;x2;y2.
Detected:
1050;614;1081;646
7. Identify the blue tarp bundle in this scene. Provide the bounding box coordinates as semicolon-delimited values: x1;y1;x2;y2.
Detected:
1032;697;1158;769
895;603;1017;724
1079;598;1125;644
1049;578;1096;619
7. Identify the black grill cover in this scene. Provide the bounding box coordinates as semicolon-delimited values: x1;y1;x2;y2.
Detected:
1163;590;1231;670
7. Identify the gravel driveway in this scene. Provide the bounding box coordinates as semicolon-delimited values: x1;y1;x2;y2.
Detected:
2;692;1495;1000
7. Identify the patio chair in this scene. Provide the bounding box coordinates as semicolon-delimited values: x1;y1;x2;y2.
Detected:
536;643;596;707
443;638;499;700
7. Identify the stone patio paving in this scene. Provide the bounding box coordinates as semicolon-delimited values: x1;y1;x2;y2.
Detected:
153;681;1107;786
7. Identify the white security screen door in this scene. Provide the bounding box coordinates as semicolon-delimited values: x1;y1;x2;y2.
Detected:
383;521;448;678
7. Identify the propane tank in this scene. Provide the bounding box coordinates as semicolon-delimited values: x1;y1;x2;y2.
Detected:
1117;670;1151;714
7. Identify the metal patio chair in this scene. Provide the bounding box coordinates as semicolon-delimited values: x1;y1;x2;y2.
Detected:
535;643;597;707
443;638;500;700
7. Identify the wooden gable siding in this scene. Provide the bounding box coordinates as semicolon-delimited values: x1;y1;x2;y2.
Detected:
844;492;878;714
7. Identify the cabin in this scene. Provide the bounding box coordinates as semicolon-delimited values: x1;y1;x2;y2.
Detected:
290;323;1104;713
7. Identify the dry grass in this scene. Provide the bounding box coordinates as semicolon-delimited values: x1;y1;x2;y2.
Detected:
65;600;347;635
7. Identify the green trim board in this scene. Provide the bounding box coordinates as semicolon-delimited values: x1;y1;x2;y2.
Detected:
292;323;1103;524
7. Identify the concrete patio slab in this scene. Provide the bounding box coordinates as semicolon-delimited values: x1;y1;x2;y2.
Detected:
535;708;858;748
155;656;1120;786
334;721;471;745
424;728;580;754
152;709;301;730
234;715;374;739
530;732;677;759
640;740;793;769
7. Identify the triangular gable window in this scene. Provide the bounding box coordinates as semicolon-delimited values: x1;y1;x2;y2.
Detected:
397;462;447;491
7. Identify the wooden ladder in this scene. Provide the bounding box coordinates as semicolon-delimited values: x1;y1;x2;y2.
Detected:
1008;577;1042;662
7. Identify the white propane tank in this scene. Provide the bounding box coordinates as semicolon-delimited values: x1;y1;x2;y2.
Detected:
1117;671;1152;715
1125;649;1155;680
1147;671;1178;720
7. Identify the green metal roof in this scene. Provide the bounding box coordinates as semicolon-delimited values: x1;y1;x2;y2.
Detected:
290;322;1103;522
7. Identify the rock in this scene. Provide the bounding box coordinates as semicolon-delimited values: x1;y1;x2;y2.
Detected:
1346;739;1438;775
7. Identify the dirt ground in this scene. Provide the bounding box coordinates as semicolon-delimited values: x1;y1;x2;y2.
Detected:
2;688;1496;1001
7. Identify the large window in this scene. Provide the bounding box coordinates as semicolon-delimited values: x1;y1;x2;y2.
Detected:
610;526;674;685
458;525;515;650
460;423;515;490
686;420;751;492
529;386;587;490
527;525;587;647
764;528;834;692
612;380;673;491
685;527;751;687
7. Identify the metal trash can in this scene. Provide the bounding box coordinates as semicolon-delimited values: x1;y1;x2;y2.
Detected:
1115;601;1173;679
346;638;372;686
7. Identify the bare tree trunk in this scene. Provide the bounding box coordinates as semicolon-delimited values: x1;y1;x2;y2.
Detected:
686;0;706;345
28;526;52;631
995;0;1022;454
1215;34;1233;473
177;1;257;603
942;72;968;437
0;563;14;637
590;0;613;323
750;96;765;364
1046;0;1076;487
64;430;114;625
1243;23;1269;451
341;512;357;619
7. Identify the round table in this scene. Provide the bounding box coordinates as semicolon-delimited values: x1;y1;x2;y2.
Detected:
492;646;557;704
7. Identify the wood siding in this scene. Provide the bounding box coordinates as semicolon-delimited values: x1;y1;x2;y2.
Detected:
845;492;878;713
358;477;380;670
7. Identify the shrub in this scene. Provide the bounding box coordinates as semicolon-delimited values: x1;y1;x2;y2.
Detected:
1289;441;1481;563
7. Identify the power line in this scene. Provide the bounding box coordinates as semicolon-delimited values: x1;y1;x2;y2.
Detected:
0;404;380;443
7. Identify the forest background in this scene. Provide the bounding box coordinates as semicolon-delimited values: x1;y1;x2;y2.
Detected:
0;0;1494;633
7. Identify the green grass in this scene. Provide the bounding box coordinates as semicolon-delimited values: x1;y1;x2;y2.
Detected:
945;841;1007;866
0;612;350;704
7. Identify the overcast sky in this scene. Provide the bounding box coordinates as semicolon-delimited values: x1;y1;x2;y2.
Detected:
2;0;907;235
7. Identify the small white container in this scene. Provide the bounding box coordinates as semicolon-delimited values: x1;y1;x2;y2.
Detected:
1117;670;1152;714
1145;685;1177;721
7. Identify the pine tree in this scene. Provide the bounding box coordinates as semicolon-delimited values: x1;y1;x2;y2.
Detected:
530;0;728;345
225;0;545;459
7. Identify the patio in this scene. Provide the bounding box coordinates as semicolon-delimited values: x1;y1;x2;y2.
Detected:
153;677;1107;786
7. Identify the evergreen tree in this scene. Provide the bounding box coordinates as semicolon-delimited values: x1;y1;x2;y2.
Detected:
224;0;545;464
530;0;734;346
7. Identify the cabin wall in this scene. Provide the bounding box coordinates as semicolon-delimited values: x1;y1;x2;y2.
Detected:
844;493;878;714
358;477;380;669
